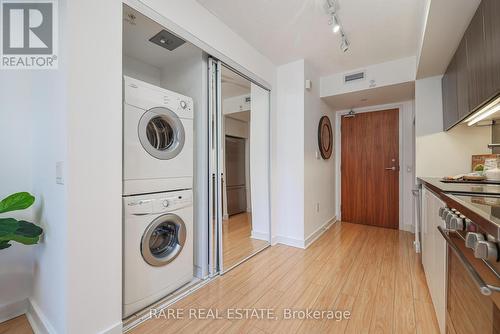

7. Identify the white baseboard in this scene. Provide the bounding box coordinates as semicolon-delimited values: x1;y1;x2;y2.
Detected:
273;235;306;249
0;298;28;323
304;216;337;248
26;298;56;334
99;322;123;334
273;216;337;249
401;223;414;233
250;231;269;241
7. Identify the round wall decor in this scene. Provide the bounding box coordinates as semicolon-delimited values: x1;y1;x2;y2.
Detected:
318;116;333;159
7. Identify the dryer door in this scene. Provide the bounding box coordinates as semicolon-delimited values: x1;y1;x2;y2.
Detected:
141;213;187;267
138;107;185;160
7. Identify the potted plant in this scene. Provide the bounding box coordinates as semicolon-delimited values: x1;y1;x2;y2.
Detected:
0;192;43;249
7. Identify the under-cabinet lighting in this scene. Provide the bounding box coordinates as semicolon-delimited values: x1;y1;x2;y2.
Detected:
465;95;500;126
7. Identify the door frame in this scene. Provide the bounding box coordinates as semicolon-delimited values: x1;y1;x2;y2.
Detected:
335;101;415;231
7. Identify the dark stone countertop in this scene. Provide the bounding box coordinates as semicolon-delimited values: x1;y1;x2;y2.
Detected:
418;177;500;238
417;177;500;196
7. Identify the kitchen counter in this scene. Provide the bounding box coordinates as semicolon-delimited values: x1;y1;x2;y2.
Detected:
418;177;500;238
418;177;500;195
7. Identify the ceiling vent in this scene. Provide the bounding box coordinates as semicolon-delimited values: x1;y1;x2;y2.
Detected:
149;30;185;51
344;71;365;83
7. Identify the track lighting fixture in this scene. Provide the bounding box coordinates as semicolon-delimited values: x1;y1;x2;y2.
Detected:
325;0;350;52
331;15;340;33
340;33;349;52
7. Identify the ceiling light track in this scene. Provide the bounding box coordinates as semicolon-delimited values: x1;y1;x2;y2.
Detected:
325;0;349;52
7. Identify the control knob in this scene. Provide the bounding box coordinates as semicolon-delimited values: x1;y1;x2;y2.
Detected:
474;241;499;261
445;212;457;228
439;207;447;218
449;215;465;230
466;232;486;249
180;100;187;109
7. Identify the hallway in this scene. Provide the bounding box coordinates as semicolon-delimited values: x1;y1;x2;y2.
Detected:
130;222;439;334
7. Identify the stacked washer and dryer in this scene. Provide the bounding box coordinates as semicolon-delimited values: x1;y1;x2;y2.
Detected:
122;76;194;317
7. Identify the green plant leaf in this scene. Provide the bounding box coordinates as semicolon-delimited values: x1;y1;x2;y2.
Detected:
0;218;43;247
0;218;19;237
0;192;35;214
0;241;11;249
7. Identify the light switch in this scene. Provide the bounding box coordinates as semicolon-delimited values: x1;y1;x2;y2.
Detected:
56;161;64;185
305;80;312;90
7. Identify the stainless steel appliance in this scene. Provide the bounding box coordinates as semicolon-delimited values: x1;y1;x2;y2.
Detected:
438;195;500;333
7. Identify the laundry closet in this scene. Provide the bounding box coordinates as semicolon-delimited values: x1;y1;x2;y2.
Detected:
121;3;271;326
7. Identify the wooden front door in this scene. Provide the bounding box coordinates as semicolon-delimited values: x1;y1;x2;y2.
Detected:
341;109;399;229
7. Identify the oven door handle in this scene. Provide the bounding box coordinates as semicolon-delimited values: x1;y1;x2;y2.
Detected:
437;225;500;296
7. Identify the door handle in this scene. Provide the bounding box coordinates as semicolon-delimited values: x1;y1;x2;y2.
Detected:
385;166;396;171
437;226;500;296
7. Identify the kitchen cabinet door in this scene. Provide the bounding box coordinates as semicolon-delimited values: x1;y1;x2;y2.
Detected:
484;0;500;98
421;186;446;334
442;54;458;130
467;2;492;111
456;38;470;121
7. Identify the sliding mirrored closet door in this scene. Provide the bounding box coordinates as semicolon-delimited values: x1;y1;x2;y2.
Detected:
208;58;271;273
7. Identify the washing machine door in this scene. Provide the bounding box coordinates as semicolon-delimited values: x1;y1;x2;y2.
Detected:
138;107;185;160
141;213;187;267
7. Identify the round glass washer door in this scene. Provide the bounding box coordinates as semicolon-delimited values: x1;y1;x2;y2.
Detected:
138;107;185;160
141;214;187;267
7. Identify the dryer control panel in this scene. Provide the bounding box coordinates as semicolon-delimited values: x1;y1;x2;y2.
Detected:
124;75;194;119
124;189;193;216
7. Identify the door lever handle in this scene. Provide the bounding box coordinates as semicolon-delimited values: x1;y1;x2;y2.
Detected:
385;167;396;171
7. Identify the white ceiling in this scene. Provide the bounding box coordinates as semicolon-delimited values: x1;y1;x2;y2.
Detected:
323;81;415;111
197;0;422;75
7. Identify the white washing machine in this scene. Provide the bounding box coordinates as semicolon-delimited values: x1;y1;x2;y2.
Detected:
123;76;194;195
123;189;193;317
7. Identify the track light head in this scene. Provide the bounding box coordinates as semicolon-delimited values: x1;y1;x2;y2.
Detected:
340;35;349;52
331;15;340;33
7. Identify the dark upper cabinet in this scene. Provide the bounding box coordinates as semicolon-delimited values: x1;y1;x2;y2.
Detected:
456;38;470;120
466;2;491;111
442;54;458;130
442;0;500;131
484;0;500;98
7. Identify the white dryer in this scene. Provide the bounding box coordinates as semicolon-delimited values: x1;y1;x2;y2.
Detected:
123;76;193;195
123;189;193;317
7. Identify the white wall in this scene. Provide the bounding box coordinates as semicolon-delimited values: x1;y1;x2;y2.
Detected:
0;1;70;332
303;63;336;241
275;60;305;245
415;76;491;177
123;55;161;86
0;72;35;323
320;56;417;97
65;0;123;333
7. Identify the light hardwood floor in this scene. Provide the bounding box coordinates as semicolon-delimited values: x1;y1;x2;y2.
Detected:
130;222;440;334
222;213;269;269
0;315;32;334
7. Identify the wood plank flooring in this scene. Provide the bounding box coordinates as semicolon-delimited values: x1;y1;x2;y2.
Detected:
223;213;269;269
130;222;440;334
0;315;32;334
